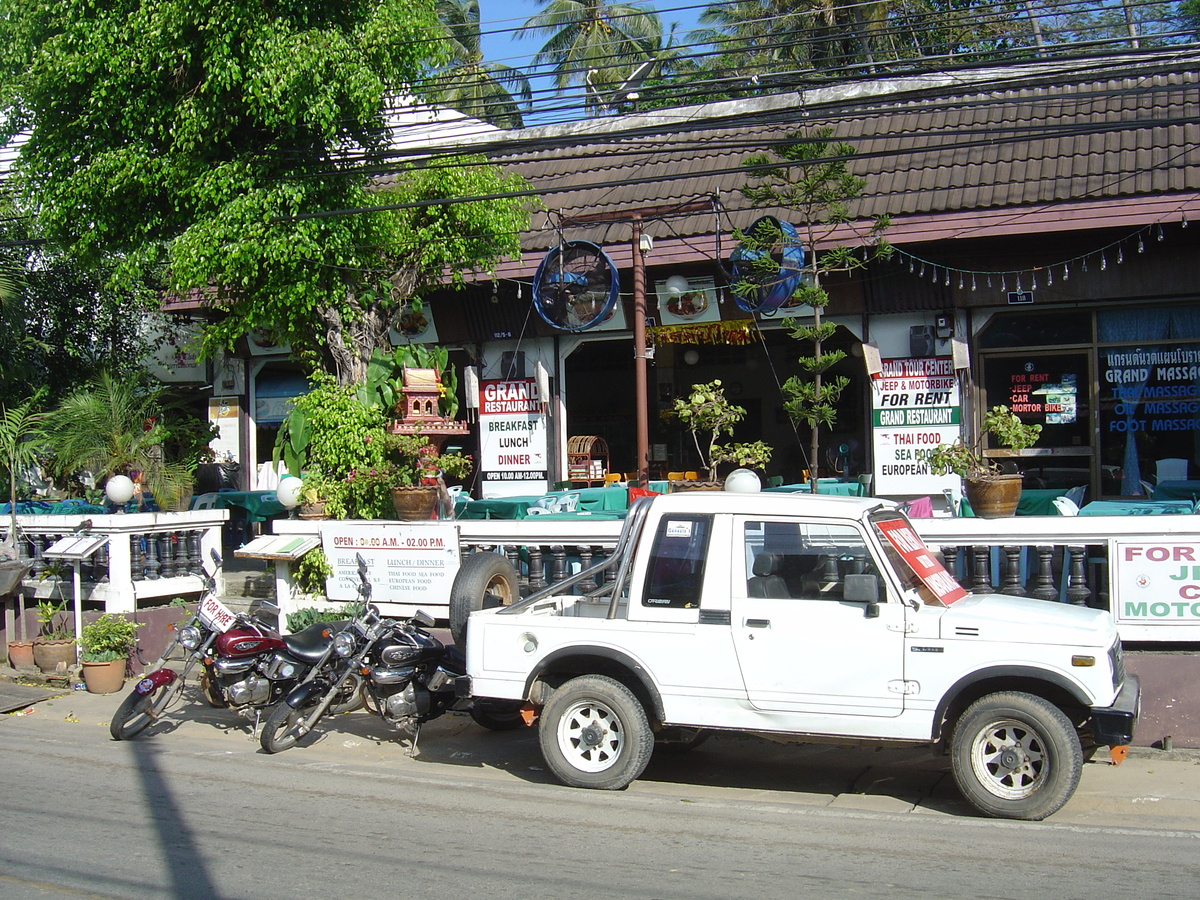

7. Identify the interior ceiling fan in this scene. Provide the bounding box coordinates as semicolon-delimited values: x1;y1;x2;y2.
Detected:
531;240;620;332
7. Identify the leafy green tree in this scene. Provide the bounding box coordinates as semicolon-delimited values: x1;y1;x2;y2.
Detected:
518;0;663;113
738;127;890;492
1;0;530;387
430;0;533;128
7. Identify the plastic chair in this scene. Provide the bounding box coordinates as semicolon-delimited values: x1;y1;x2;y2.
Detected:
767;475;784;488
604;473;623;485
667;471;687;481
1052;496;1080;516
1157;458;1188;483
684;471;699;481
189;492;221;510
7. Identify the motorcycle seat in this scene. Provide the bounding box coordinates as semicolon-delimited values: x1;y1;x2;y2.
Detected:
283;619;349;664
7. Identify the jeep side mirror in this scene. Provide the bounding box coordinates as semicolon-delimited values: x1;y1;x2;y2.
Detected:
843;573;881;605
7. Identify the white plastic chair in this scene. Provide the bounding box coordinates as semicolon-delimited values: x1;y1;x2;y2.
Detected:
1052;496;1079;516
1157;458;1188;483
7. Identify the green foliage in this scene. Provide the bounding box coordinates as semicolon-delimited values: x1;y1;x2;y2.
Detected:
45;371;201;510
290;548;333;598
286;603;364;634
669;380;772;481
274;378;472;518
984;404;1042;451
0;393;48;513
35;598;72;640
1;0;530;386
738;127;890;491
79;613;142;662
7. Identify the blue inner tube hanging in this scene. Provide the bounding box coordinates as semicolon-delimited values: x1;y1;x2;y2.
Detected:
729;216;806;314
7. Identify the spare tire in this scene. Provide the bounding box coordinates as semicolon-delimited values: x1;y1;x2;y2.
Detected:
449;551;520;647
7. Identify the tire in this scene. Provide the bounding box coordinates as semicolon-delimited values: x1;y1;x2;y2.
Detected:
449;552;519;648
110;682;175;741
538;675;653;790
470;699;527;731
950;691;1083;820
200;666;227;708
260;699;322;754
328;681;363;716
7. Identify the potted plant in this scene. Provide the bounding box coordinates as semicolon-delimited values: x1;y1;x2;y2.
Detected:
384;433;473;520
297;470;335;519
78;613;142;693
667;380;773;487
925;405;1042;517
32;597;76;674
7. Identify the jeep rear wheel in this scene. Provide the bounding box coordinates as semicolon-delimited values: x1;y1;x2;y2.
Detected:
539;675;653;790
951;691;1082;820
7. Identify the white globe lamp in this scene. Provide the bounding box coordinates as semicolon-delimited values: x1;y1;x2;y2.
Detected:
276;475;302;510
664;274;691;296
105;474;136;508
723;468;761;493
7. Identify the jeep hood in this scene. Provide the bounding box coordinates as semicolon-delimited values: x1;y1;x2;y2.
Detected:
934;593;1116;647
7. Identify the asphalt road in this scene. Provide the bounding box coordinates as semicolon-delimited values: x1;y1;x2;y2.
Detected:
2;685;1199;900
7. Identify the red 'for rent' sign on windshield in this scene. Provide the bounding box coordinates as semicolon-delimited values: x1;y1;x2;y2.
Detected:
877;519;968;606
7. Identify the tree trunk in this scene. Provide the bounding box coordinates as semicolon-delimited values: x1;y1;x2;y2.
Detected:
317;268;419;385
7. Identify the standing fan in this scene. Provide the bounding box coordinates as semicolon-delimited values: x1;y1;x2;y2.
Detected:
531;240;620;332
729;215;806;314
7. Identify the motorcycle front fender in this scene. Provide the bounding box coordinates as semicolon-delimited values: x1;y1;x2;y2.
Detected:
135;669;178;695
285;679;329;709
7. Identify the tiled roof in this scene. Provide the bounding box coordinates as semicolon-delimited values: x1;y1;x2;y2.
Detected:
447;54;1200;262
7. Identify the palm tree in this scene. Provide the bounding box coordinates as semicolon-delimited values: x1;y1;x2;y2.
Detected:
428;0;533;128
47;371;198;511
518;0;662;114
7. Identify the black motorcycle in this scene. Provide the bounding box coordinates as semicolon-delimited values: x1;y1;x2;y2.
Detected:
259;555;523;754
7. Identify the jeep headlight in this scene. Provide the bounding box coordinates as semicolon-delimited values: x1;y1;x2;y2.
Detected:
178;625;203;650
333;632;357;658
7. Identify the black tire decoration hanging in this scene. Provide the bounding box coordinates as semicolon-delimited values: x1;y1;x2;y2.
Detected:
531;240;620;332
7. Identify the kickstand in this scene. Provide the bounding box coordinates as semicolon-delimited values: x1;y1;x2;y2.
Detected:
251;708;262;739
405;722;422;758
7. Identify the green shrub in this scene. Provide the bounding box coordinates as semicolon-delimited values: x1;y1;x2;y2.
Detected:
285;603;362;634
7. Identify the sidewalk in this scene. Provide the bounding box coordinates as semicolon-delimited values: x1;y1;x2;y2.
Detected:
4;677;1200;830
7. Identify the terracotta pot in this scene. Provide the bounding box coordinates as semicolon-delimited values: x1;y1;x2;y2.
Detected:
33;638;77;674
669;480;724;492
81;658;127;694
7;639;35;669
964;474;1024;518
390;485;439;520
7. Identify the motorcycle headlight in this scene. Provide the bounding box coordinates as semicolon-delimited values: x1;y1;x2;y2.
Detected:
178;625;203;650
333;631;357;658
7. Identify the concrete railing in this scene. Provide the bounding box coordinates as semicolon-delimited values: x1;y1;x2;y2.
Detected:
1;509;228;612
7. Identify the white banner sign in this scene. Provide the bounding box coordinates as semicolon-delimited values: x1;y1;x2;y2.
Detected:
322;522;460;612
479;378;548;497
872;356;961;495
1114;541;1200;626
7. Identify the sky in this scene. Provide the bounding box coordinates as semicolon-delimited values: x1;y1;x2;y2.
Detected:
477;0;706;124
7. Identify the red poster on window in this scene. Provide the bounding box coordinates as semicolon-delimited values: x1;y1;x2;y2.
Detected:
877;519;968;606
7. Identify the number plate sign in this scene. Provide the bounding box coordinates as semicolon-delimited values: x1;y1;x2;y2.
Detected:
198;595;238;633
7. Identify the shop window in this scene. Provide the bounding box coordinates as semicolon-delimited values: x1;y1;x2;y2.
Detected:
978;312;1090;349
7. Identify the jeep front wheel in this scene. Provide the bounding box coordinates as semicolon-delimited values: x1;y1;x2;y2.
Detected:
539;675;653;790
951;691;1083;820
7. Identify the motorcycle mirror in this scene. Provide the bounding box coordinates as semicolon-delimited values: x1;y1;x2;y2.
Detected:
412;610;435;629
211;548;222;566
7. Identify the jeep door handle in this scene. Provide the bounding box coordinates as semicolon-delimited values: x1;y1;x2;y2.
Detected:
745;619;771;628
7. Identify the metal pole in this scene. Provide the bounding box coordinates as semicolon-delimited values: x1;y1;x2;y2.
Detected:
631;217;649;486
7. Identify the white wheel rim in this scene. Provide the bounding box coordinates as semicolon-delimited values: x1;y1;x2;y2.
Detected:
970;717;1047;800
556;699;624;773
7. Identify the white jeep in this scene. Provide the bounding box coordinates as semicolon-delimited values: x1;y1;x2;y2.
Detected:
461;491;1139;820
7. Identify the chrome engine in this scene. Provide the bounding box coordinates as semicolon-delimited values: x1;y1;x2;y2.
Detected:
226;673;270;707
